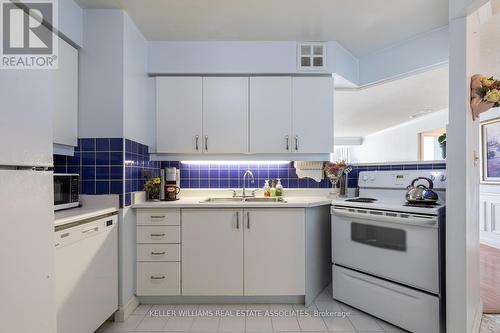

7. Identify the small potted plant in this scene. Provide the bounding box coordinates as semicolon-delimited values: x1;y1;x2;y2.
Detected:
324;161;348;197
438;133;446;159
144;177;161;201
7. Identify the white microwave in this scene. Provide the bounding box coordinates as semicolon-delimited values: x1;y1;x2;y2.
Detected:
54;174;80;211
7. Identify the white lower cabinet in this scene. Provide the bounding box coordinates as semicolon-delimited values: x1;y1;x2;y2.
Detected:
181;208;306;296
182;209;244;296
136;209;181;296
244;209;305;295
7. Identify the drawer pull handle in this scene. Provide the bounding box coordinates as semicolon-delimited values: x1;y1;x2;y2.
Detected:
150;233;165;237
150;275;166;280
151;251;166;255
83;227;98;234
151;215;165;219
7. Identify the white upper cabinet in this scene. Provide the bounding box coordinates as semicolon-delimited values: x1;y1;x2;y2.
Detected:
156;77;203;153
154;75;333;156
292;76;334;153
202;77;249;154
249;77;292;153
53;37;78;147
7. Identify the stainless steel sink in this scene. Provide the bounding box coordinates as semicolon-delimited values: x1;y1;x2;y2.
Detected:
199;197;287;203
200;197;244;203
244;197;286;203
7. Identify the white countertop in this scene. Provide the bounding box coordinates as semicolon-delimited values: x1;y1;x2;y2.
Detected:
132;193;332;209
54;195;119;227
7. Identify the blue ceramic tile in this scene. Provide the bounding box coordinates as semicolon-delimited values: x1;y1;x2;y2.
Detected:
180;179;190;188
189;169;200;178
209;169;219;178
220;179;229;188
67;152;80;166
209;179;219;188
80;138;95;151
54;166;66;173
110;181;123;194
54;154;66;165
189;179;200;188
81;181;95;194
200;169;209;178
257;169;269;179
109;138;123;151
96;166;110;180
96;138;110;151
288;179;298;188
269;169;279;178
96;181;110;194
199;179;209;188
82;166;95;179
230;179;240;188
95;152;110;165
81;152;95;165
125;139;133;153
67;166;80;174
119;194;124;208
110;166;123;179
110;152;123;165
219;169;229;178
125;193;132;206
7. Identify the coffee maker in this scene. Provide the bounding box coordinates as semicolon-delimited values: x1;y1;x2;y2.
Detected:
160;167;180;201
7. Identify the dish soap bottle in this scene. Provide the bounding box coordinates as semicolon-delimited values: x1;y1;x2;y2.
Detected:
263;180;270;197
270;179;277;197
276;178;283;197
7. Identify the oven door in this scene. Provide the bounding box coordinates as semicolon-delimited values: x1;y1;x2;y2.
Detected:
332;206;439;294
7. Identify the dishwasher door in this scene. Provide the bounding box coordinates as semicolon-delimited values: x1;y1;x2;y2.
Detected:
55;214;118;333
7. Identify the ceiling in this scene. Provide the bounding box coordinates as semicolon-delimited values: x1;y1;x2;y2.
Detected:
334;65;449;137
74;0;448;56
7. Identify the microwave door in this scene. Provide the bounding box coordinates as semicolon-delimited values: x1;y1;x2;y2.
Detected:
54;176;70;207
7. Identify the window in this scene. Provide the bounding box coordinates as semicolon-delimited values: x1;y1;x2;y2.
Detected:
418;127;446;161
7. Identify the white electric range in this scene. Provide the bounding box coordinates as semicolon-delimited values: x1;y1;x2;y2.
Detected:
331;169;446;333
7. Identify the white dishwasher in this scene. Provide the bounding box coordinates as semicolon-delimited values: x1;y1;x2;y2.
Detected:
55;213;118;333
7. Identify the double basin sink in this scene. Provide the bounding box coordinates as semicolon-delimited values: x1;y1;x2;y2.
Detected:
200;197;287;203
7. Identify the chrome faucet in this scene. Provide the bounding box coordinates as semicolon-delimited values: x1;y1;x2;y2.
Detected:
242;170;255;197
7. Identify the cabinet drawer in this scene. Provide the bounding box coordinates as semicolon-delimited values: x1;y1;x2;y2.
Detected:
137;226;180;244
137;262;180;296
137;209;180;226
137;244;180;262
333;265;439;333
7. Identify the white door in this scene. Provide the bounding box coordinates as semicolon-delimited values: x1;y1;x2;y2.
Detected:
156;77;203;153
53;37;78;147
0;170;56;333
249;77;292;153
243;209;305;295
0;69;53;166
203;77;248;153
292;77;334;153
182;209;244;295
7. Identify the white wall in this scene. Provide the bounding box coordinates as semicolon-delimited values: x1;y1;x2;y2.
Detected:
58;0;83;47
123;13;152;147
79;10;124;138
350;109;448;163
359;27;449;85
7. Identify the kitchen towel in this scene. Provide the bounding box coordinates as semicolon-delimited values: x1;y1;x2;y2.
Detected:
294;161;324;182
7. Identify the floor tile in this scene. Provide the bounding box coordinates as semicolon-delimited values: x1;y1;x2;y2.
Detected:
245;316;273;332
375;319;407;332
135;316;168;331
134;305;153;316
338;303;365;315
95;314;143;332
323;316;356;332
297;315;328;332
190;317;220;332
162;316;194;332
218;317;245;332
314;300;343;312
348;314;384;332
271;316;300;331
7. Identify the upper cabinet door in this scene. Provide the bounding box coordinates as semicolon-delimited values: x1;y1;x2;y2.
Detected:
156;77;203;154
203;77;249;154
53;37;78;147
249;77;292;153
292;77;334;153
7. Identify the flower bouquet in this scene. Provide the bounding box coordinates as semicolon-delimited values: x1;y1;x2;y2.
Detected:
144;177;161;201
471;74;500;120
324;161;347;197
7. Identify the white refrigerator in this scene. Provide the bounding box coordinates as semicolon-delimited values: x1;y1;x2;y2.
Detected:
0;70;57;333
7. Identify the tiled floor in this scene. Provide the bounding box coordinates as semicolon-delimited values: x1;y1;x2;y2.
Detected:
95;286;407;333
480;314;500;333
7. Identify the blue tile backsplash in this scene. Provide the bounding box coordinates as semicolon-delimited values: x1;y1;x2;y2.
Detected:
55;141;446;207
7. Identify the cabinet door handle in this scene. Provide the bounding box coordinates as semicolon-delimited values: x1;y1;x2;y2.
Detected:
294;136;299;151
150;215;165;222
150;233;165;237
151;251;166;255
246;212;250;229
150;275;166;280
195;135;199;151
285;135;289;151
236;212;240;229
205;136;208;151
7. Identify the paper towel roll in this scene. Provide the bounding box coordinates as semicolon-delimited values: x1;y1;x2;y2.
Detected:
294;161;324;182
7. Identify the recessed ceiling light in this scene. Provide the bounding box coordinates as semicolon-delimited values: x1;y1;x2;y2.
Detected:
409;108;435;119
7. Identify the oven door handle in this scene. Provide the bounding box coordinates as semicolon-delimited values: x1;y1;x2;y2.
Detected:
332;208;437;227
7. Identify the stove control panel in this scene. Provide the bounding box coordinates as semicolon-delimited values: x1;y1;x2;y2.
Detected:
358;170;446;189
